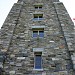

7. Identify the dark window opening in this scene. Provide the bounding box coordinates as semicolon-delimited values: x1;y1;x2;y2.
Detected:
34;5;42;9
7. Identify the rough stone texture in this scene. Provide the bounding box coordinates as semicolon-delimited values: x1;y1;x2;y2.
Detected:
0;0;75;75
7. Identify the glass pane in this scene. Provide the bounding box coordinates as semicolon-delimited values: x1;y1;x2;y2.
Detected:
39;6;42;9
39;15;43;20
35;55;42;69
33;31;38;37
39;31;44;37
39;16;43;18
34;15;38;20
35;6;38;9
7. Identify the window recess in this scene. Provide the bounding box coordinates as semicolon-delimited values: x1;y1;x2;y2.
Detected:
33;3;43;9
33;14;43;21
34;5;42;9
32;28;44;38
34;52;43;70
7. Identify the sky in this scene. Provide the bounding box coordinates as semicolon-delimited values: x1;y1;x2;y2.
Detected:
0;0;75;29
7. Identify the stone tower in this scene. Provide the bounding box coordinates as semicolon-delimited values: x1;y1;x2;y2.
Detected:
0;0;75;75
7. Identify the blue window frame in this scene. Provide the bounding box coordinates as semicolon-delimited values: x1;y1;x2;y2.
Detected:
35;55;42;69
33;30;44;38
33;14;43;21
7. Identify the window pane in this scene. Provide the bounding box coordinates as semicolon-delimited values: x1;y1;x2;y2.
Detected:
39;31;44;37
35;6;38;9
35;55;42;69
39;15;43;20
34;15;38;18
39;16;43;18
33;31;38;37
34;15;38;20
39;6;42;9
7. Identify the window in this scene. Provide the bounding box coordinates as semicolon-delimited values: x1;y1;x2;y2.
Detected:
32;28;44;38
34;5;42;9
33;14;43;20
34;52;42;69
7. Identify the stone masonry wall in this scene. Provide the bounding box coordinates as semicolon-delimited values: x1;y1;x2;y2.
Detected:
0;0;75;75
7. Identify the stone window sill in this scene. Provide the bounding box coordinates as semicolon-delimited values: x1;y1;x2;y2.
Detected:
33;68;43;71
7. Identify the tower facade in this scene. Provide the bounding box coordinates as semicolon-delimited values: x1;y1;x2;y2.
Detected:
0;0;75;75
